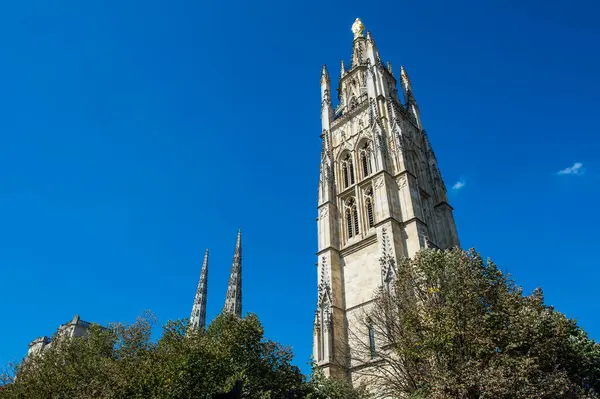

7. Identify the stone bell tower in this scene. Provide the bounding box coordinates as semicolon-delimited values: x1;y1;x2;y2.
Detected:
313;18;459;383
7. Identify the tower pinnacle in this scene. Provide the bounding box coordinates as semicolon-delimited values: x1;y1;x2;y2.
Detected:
190;249;209;330
223;230;242;317
320;64;330;85
400;66;412;93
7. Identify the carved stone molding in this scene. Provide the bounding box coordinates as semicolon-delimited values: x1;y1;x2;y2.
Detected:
379;227;397;287
318;256;332;308
319;207;329;219
396;175;407;189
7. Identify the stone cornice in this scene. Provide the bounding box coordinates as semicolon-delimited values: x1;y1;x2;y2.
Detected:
393;169;417;181
434;201;454;210
348;357;387;372
316;246;340;257
331;93;369;128
344;298;376;313
339;64;367;84
400;216;427;227
340;232;377;257
317;200;337;210
373;216;403;229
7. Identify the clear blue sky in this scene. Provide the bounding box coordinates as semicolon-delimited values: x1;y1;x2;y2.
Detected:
1;0;599;376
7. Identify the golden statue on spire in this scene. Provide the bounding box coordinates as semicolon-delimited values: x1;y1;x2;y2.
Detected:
351;18;364;39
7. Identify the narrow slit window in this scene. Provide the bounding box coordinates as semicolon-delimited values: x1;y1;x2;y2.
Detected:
346;197;359;240
367;198;374;228
349;159;355;184
346;208;353;238
362;153;369;177
368;324;376;358
361;142;372;178
343;163;349;188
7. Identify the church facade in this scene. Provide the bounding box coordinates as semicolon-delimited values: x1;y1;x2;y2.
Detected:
313;18;460;385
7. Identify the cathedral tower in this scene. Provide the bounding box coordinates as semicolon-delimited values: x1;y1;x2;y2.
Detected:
313;18;459;383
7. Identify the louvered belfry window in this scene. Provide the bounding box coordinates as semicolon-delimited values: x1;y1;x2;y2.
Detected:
345;197;359;240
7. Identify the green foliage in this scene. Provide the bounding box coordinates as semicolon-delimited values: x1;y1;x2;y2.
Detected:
0;312;305;398
360;247;600;398
5;247;596;398
303;361;371;399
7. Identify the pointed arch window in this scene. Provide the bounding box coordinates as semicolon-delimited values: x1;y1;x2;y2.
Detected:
359;141;373;178
345;197;359;239
365;188;375;228
341;154;355;189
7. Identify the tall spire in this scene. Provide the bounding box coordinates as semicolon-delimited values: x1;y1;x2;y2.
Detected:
190;249;209;330
223;230;242;317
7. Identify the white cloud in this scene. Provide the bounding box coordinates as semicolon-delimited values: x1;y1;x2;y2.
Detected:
557;162;584;176
452;180;465;190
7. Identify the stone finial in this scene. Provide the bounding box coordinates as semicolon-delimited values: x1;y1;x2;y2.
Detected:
352;18;364;39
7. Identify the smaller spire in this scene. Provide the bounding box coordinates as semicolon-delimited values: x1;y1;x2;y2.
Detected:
223;230;242;317
400;65;422;129
366;31;381;64
190;249;209;330
401;66;411;89
340;60;345;76
320;64;330;85
321;66;333;129
387;61;393;74
321;65;332;112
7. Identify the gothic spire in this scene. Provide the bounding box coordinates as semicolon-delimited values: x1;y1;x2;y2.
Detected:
190;249;209;330
223;230;242;317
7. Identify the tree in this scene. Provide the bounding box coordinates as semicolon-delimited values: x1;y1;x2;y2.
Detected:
0;312;306;398
349;247;600;398
302;360;371;399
